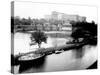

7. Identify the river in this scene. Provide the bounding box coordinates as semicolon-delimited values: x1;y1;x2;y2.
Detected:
12;32;97;74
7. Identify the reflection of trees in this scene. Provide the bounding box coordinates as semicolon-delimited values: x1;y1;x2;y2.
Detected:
71;21;97;45
19;56;46;73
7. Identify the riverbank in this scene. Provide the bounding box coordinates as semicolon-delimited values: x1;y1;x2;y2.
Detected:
13;30;71;38
12;42;88;66
12;31;97;66
11;43;97;73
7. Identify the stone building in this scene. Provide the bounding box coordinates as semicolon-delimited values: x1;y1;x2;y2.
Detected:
44;11;86;31
45;11;86;22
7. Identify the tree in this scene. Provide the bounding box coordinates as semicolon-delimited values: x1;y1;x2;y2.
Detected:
30;30;47;48
71;21;97;45
27;17;33;25
14;16;21;25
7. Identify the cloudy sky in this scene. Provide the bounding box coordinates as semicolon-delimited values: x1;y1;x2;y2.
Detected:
14;1;98;23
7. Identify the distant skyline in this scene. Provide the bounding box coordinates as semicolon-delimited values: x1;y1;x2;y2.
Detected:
13;1;98;23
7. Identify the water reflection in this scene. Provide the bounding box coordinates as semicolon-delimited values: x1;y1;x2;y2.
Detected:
12;33;97;74
14;32;69;55
12;46;97;73
72;46;84;59
19;56;46;73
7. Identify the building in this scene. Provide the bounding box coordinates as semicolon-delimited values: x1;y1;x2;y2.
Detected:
45;11;86;22
61;22;72;31
36;24;43;30
44;23;51;31
44;11;86;32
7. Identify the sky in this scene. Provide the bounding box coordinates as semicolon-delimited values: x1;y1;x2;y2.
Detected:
14;1;98;23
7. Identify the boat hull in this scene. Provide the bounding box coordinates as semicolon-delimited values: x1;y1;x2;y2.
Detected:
18;54;46;65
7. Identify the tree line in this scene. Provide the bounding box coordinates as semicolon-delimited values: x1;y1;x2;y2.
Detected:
11;16;67;33
11;16;65;25
70;21;97;45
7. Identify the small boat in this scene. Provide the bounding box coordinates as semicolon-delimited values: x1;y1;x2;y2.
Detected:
54;50;64;54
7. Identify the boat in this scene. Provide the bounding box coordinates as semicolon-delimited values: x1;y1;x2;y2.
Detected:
54;50;64;54
18;53;45;65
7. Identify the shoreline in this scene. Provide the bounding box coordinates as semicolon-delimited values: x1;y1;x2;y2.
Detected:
12;42;89;63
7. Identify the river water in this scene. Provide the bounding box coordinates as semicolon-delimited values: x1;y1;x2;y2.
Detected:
12;32;97;74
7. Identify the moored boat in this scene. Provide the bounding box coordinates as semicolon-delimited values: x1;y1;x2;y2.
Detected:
18;53;45;64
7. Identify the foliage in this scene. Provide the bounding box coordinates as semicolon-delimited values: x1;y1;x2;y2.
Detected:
13;16;67;32
30;31;47;48
71;21;97;45
13;16;65;26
